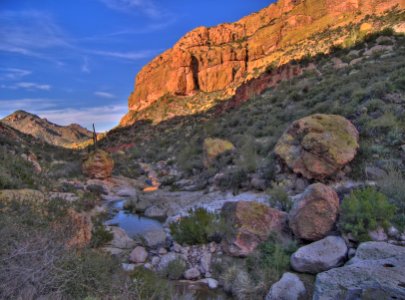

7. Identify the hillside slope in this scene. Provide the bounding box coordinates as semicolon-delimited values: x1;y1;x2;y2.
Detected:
121;0;404;126
2;110;93;148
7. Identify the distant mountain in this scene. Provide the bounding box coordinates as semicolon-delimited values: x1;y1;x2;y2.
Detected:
1;110;93;148
120;0;404;126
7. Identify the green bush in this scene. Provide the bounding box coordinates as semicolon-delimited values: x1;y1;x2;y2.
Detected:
162;258;187;280
267;186;292;212
169;208;222;245
378;166;405;229
131;267;173;299
338;187;396;241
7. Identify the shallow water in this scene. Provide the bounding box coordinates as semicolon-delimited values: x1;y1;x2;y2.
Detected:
104;200;163;239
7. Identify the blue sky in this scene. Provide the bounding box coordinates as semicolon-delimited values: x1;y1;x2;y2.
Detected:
0;0;271;131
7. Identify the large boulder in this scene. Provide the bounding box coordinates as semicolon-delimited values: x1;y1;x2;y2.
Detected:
290;236;347;274
107;226;136;249
265;272;306;300
221;201;287;257
313;242;405;299
142;228;167;248
275;114;359;180
289;183;339;241
203;138;235;167
82;149;114;179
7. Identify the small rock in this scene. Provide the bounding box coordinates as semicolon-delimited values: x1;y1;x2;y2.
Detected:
122;263;136;272
200;252;212;274
291;236;348;274
199;278;219;289
157;253;178;271
387;226;399;239
151;256;160;266
265;272;306;300
158;247;168;255
172;242;182;253
130;246;148;263
142;228;166;248
365;166;387;180
184;267;201;280
107;226;136;249
144;205;166;218
368;227;388;241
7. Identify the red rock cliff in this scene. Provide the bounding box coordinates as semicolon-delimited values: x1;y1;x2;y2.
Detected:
121;0;404;126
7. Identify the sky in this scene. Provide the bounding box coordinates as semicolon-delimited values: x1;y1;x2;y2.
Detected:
0;0;271;131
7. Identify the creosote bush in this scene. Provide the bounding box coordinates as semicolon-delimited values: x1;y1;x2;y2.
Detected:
338;187;396;241
169;207;223;245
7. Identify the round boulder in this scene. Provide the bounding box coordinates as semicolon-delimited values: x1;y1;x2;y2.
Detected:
289;183;339;241
203;138;235;167
291;236;348;274
129;246;148;263
275;114;359;180
221;201;287;257
265;272;306;300
82;149;114;179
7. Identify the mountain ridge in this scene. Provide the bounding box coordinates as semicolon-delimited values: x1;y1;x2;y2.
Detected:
1;110;93;148
120;0;404;126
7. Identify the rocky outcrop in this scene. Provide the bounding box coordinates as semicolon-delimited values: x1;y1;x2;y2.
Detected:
221;201;287;257
120;0;404;126
275;114;359;180
82;149;114;179
290;236;347;274
313;242;405;299
203;138;235;167
289;183;339;241
265;272;306;300
2;110;93;148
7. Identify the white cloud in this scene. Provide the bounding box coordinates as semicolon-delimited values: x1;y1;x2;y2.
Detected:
94;91;116;99
1;82;52;91
16;82;51;91
91;49;159;60
81;57;91;73
0;68;32;80
0;98;58;112
38;105;127;132
99;0;163;18
0;10;71;61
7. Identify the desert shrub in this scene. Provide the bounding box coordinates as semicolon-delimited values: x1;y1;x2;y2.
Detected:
221;266;256;300
0;148;41;189
90;216;113;248
216;167;248;193
131;267;173;299
47;161;82;179
267;186;292;212
378;166;405;229
0;197;134;299
161;258;187;280
338;187;396;241
169;208;222;245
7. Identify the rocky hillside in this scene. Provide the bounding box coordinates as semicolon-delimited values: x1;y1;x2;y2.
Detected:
2;110;93;148
121;0;404;126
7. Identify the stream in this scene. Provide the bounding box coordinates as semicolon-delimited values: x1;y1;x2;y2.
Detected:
103;199;231;300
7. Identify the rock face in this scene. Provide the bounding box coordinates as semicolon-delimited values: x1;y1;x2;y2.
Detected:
313;242;405;299
221;201;287;257
82;149;114;179
120;0;404;126
203;138;235;167
265;272;306;300
2;110;93;148
289;183;339;241
275;114;359;180
142;228;167;248
290;236;347;274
